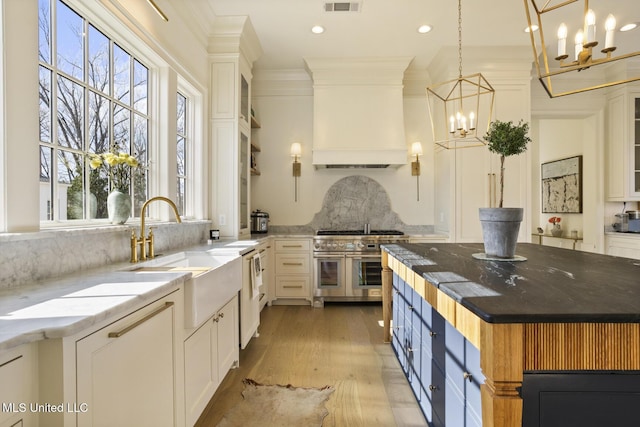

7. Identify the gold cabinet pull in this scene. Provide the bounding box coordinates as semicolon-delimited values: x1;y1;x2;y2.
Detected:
282;262;303;266
108;302;174;338
282;245;303;248
282;285;303;289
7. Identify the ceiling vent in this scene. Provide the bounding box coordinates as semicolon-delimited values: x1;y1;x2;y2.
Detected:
324;2;360;12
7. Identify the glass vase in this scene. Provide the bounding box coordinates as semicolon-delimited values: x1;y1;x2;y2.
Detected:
107;190;131;225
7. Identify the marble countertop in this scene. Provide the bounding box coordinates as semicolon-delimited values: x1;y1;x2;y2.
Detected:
382;242;640;324
0;238;268;352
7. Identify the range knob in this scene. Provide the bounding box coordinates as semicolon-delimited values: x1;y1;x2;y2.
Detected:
356;241;365;249
313;242;321;250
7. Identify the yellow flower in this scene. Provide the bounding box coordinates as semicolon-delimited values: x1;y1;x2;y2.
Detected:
103;153;118;166
88;146;139;192
89;155;103;170
126;156;139;167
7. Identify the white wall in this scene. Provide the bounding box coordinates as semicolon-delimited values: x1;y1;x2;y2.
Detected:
533;116;603;252
249;77;435;228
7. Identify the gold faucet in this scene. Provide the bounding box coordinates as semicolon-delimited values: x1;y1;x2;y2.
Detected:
131;196;182;263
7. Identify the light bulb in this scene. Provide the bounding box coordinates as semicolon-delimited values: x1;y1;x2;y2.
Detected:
411;142;423;157
574;30;584;60
605;14;616;49
557;23;568;57
585;9;596;44
290;142;302;157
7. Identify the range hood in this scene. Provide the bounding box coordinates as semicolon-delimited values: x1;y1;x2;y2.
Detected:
304;57;413;169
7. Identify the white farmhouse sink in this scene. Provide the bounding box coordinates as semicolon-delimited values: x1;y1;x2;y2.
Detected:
131;251;241;328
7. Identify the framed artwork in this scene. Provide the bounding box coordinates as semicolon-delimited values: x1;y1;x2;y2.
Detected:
541;155;583;213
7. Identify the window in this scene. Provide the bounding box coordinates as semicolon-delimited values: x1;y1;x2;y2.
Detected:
38;0;150;221
176;92;187;216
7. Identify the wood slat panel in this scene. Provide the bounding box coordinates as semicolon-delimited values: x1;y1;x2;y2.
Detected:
524;323;640;370
456;303;481;350
413;274;426;300
436;289;456;327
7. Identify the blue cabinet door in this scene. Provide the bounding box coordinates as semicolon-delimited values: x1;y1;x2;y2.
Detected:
392;273;405;367
391;270;483;427
431;360;447;427
464;340;484;426
409;288;422;401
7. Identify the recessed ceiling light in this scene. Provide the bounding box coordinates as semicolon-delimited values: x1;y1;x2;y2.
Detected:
417;25;432;34
620;23;638;32
311;25;325;34
524;24;539;33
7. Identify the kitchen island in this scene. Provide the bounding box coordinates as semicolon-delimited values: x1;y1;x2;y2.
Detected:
381;242;640;427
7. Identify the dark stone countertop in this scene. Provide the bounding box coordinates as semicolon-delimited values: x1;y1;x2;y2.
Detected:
382;242;640;324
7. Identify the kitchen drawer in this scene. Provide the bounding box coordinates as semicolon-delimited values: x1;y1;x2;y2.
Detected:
275;253;310;274
274;239;310;252
275;276;310;298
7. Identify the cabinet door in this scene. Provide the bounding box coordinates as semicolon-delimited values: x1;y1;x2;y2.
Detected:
606;92;628;200
239;132;249;233
275;253;310;275
0;345;34;427
257;244;270;309
392;273;404;364
240;253;260;349
606;236;640;260
76;296;176;427
217;296;239;378
455;147;493;242
184;320;217;427
632;96;640;195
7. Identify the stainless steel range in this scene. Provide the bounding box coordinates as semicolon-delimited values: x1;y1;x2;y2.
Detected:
313;230;408;303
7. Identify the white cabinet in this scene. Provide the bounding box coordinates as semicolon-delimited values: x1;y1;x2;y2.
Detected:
433;76;531;243
408;236;449;244
240;250;260;349
606;88;640;201
605;234;640;260
184;296;238;427
75;292;179;427
210;59;252;238
0;344;36;427
256;240;272;310
274;239;312;301
209;17;261;238
436;147;527;242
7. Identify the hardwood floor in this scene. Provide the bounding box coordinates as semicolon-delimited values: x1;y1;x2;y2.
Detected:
195;303;428;427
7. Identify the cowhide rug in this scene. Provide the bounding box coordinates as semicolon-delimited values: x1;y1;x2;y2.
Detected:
216;378;335;427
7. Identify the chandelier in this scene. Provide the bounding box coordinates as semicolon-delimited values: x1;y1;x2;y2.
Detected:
524;0;640;98
427;0;495;149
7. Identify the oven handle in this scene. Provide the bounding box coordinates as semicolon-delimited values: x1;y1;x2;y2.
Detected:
313;253;346;259
345;253;381;259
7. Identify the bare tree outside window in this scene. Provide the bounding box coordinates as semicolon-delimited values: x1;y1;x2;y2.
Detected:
38;0;149;221
176;92;187;216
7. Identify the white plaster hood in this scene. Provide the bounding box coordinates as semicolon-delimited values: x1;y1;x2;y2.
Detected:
304;57;413;168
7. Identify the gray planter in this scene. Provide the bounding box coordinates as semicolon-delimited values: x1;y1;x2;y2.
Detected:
479;207;523;258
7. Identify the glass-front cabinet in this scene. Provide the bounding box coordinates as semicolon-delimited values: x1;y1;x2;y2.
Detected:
606;89;640;201
239;131;249;231
240;75;249;125
634;98;640;192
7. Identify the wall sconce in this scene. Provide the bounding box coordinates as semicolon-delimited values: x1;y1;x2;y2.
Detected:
291;142;302;202
411;142;423;201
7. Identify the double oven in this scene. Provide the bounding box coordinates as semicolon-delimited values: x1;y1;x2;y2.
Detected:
312;230;407;302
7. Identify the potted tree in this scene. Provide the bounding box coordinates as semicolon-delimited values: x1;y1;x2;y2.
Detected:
478;120;531;259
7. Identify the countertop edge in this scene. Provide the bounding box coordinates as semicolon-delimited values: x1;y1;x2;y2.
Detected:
382;243;640;325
